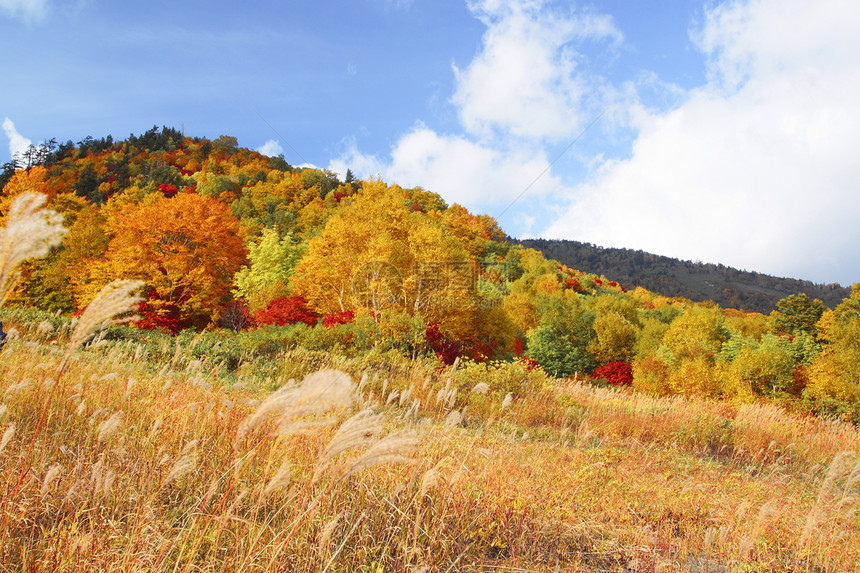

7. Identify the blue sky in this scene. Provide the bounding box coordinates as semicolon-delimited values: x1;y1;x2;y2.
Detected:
2;0;859;286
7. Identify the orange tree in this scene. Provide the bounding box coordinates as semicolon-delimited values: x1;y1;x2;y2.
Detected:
86;192;247;328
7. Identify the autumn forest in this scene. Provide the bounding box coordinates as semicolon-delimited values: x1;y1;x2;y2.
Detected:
1;126;858;421
2;126;860;571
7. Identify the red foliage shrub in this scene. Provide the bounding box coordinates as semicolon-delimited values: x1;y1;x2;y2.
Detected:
592;361;633;386
158;183;178;198
565;277;581;292
254;296;320;327
519;355;541;371
323;310;355;328
512;337;525;357
135;291;183;334
425;322;462;365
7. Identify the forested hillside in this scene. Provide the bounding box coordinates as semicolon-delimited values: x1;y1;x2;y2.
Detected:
520;238;849;313
2;126;860;424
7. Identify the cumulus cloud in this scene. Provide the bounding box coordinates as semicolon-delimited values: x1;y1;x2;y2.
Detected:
543;0;860;285
256;139;284;157
454;0;620;140
3;118;32;161
330;0;617;228
0;0;48;22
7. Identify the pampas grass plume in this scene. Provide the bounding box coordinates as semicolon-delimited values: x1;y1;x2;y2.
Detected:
0;423;15;454
58;279;143;377
235;369;353;446
97;411;123;443
345;430;419;477
0;192;67;305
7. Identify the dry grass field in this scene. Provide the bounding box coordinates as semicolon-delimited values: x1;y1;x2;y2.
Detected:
1;192;858;572
1;322;858;572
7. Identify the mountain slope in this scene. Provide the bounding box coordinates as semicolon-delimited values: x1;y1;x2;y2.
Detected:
519;238;849;313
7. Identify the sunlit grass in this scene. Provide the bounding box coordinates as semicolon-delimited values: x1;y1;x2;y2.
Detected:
1;318;858;572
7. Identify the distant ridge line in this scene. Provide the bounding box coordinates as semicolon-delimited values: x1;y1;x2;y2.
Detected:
518;238;850;313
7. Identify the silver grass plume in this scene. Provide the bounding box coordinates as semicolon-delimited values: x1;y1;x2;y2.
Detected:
235;369;354;447
313;408;382;481
345;429;419;477
57;279;144;377
0;192;67;306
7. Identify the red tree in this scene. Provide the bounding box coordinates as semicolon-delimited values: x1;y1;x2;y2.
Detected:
254;296;320;327
592;361;633;386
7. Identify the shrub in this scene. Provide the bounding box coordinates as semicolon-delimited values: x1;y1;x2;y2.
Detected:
592;361;633;386
669;356;724;397
324;310;355;328
453;357;550;398
632;355;671;396
254;296;319;327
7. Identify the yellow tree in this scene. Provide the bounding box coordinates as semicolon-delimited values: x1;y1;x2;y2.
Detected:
588;312;638;364
293;180;461;314
806;285;860;406
292;180;514;356
1;166;51;223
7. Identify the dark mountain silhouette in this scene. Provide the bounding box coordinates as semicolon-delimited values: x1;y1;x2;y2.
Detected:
518;238;849;313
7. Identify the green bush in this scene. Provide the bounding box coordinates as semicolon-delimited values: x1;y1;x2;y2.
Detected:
526;326;594;377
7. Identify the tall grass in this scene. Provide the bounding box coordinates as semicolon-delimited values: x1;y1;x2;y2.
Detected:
1;194;858;571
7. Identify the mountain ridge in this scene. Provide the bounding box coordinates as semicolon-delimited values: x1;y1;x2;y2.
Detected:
518;237;849;313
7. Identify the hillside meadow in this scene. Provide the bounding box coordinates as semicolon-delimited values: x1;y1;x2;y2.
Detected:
0;308;858;572
1;130;859;571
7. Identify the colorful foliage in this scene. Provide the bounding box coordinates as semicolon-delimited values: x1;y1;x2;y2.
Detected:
254;296;319;327
592;361;633;386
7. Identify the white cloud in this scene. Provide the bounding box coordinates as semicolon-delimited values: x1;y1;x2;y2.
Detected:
330;0;613;224
256;139;284;157
386;122;562;207
543;0;860;285
0;0;48;22
453;0;620;140
3;118;32;161
328;137;386;181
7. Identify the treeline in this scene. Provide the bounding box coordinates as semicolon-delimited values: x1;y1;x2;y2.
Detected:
2;126;859;423
519;238;849;313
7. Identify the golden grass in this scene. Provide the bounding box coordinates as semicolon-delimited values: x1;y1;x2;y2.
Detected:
1;327;858;572
1;194;858;571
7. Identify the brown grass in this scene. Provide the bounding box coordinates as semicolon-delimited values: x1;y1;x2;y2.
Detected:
1;329;858;572
0;194;858;571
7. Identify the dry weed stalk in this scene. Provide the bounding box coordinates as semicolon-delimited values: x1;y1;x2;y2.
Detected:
57;279;144;377
0;192;67;305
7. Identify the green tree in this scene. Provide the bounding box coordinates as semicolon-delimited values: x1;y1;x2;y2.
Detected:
730;334;799;398
771;293;825;337
233;228;304;312
527;325;594;378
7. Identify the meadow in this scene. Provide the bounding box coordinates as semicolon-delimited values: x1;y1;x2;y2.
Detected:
1;309;858;572
1;164;858;572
